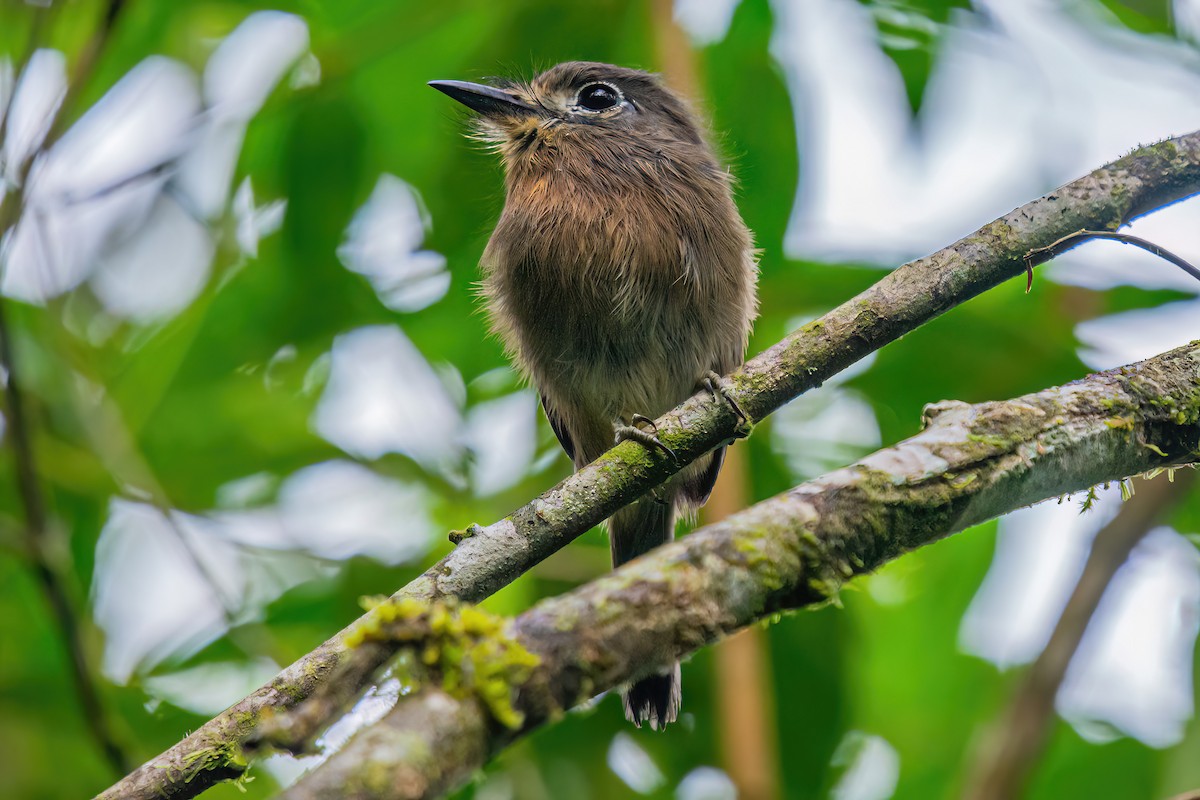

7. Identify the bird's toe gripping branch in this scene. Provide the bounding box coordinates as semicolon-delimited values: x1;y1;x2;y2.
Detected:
614;414;679;463
701;370;752;439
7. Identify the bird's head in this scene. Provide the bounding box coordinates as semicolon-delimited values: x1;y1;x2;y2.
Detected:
429;61;705;167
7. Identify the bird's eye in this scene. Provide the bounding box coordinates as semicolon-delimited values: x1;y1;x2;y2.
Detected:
577;83;621;112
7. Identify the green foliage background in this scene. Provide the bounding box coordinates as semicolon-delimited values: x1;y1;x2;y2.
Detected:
0;1;1197;799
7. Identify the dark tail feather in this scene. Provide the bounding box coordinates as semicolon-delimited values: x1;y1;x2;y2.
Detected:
610;498;680;728
623;663;681;730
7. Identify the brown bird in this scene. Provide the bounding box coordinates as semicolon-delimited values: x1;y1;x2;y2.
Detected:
431;62;757;728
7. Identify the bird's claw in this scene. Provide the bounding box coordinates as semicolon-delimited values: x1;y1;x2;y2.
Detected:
701;370;751;437
629;413;658;432
615;415;678;463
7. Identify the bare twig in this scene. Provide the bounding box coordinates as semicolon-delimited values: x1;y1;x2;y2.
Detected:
96;128;1200;800
280;342;1200;800
0;0;135;777
0;304;132;775
0;2;56;150
962;469;1197;800
1024;229;1200;290
41;0;127;151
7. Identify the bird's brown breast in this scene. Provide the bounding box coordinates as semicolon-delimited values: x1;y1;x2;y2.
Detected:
482;147;754;429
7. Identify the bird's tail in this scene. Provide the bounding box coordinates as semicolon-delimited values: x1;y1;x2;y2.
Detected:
609;497;679;729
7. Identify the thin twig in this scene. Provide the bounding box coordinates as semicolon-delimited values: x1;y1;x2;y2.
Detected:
1024;229;1200;290
40;0;127;151
0;303;132;774
0;0;135;777
0;2;57;150
962;469;1196;800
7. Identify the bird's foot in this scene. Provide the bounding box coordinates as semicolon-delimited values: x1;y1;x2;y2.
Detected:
615;414;678;463
701;371;752;438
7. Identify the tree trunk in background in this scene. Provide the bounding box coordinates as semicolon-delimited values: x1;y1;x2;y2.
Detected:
705;446;782;800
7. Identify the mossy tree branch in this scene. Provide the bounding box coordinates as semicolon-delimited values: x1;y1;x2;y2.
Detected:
97;132;1200;800
280;342;1200;800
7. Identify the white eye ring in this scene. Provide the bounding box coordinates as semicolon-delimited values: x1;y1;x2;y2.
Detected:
574;82;623;113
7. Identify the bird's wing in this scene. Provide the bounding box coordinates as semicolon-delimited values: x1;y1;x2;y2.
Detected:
540;393;576;463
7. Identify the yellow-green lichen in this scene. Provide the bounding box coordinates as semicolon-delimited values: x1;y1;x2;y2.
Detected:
733;536;785;592
966;432;1018;449
345;597;540;730
948;472;978;490
160;740;247;787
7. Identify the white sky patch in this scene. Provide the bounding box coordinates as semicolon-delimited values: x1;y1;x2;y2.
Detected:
258;753;322;791
338;174;450;313
608;732;666;795
1074;299;1200;371
676;767;737;800
771;347;880;481
673;0;743;45
92;500;229;681
1178;0;1200;40
254;677;403;787
315;677;404;755
313;325;464;475
176;11;308;219
961;487;1200;748
773;389;880;481
203;466;435;566
216;471;279;508
92;499;329;681
289;53;322;91
960;488;1122;668
171;117;245;221
1058;527;1200;748
465;390;538;496
3;57;196;304
1;13;305;317
94;459;431;680
1;49;64;186
89;195;214;320
233;177;287;258
277;460;436;564
830;731;900;800
771;0;1200;265
33;57;198;202
143;658;280;716
203;11;309;117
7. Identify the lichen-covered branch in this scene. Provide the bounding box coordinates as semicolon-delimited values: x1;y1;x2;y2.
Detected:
97;132;1200;800
281;342;1200;800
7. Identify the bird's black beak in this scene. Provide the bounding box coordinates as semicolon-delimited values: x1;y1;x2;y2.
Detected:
428;80;538;118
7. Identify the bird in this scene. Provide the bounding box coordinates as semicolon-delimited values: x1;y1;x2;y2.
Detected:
430;61;758;729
